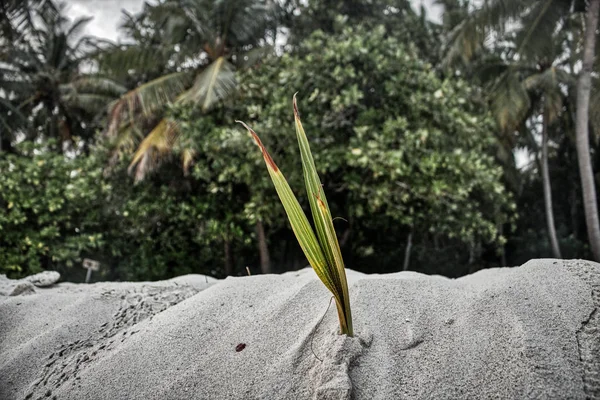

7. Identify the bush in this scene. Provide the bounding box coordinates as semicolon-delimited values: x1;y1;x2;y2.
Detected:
0;142;107;278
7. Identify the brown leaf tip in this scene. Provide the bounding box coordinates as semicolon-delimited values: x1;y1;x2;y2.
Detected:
293;92;300;119
236;120;279;172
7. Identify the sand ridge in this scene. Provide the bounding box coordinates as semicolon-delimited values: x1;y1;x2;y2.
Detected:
0;259;598;399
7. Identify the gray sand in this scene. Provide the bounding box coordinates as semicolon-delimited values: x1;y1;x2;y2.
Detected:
0;259;598;399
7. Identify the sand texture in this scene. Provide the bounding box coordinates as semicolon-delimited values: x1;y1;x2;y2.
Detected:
1;259;599;399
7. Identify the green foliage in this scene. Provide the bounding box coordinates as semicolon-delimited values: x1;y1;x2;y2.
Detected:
437;0;598;261
0;141;108;277
103;0;281;179
98;172;227;281
236;25;514;273
284;0;441;63
440;0;573;68
8;0;582;281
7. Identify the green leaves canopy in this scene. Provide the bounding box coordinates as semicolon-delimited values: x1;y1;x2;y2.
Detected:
0;142;108;276
102;0;279;180
237;25;514;273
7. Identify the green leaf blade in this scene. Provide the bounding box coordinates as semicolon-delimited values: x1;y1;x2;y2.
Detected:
238;95;354;337
292;95;353;336
236;121;339;296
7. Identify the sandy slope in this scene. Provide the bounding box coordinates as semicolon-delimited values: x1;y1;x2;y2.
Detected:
0;259;598;400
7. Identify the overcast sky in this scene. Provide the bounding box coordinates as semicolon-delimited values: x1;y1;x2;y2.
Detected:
64;0;443;42
64;0;146;42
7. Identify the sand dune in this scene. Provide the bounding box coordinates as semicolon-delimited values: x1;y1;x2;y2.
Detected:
1;259;598;399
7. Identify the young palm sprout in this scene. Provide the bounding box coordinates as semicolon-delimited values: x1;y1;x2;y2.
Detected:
236;94;353;336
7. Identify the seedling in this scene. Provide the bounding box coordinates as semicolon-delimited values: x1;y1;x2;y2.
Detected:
237;94;353;336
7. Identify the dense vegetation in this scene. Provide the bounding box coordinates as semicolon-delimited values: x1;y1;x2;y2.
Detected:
1;0;599;281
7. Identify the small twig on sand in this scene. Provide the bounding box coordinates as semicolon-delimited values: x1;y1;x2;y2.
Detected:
311;296;335;362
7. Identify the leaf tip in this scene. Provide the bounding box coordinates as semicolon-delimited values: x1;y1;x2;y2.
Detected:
236;120;279;172
293;92;300;119
236;120;258;144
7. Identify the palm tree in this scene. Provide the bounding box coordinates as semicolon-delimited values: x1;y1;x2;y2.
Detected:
0;1;126;152
478;58;571;258
103;0;281;180
575;0;600;261
0;0;47;42
99;0;281;276
440;0;600;259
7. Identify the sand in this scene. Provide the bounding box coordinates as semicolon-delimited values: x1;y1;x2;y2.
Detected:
0;259;598;399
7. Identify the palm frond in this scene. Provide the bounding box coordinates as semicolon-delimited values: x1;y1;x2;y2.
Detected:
442;16;486;67
180;56;236;111
109;122;142;153
70;77;127;96
65;16;92;38
476;58;537;83
523;66;574;91
181;147;196;175
0;76;33;96
491;69;531;132
523;67;572;123
181;0;279;48
514;0;570;60
441;0;533;67
63;93;116;114
129;118;180;181
107;71;192;136
222;0;279;45
1;0;56;42
0;96;29;134
97;44;172;77
69;35;99;59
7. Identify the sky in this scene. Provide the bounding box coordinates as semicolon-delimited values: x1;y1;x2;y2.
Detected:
64;0;443;42
64;0;146;42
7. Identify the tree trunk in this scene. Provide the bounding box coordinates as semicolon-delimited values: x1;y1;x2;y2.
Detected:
224;238;233;276
541;109;562;258
498;222;506;267
402;230;413;271
256;220;271;274
468;240;482;273
571;180;580;240
0;129;12;153
468;241;475;265
576;0;600;261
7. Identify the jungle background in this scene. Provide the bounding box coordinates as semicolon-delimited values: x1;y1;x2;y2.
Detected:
2;0;600;282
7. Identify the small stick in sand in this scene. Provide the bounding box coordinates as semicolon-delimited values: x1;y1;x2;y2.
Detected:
310;296;335;362
246;266;251;276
